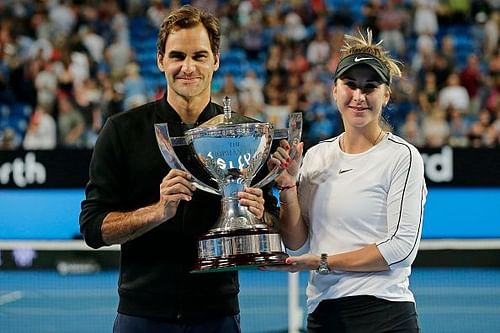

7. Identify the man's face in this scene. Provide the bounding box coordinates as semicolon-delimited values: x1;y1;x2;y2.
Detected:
157;24;219;101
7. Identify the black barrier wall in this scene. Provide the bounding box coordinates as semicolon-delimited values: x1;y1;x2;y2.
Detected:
1;147;500;188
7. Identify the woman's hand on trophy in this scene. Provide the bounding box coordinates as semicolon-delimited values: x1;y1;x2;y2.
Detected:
157;169;197;221
238;187;265;219
259;253;321;273
268;140;304;186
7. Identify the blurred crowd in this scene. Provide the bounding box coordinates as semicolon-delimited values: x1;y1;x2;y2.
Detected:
1;0;499;151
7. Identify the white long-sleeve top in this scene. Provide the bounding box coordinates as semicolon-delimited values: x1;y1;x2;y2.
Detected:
289;132;427;314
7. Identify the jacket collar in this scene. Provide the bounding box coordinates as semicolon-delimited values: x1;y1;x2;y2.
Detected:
155;92;222;127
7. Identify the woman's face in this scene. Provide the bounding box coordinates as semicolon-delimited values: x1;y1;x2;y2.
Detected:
333;65;390;129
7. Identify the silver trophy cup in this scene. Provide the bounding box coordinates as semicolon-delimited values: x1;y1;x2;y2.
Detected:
155;97;302;273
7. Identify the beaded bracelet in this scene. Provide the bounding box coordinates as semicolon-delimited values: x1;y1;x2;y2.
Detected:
276;184;297;191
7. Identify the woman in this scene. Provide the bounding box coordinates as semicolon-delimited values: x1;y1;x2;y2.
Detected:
265;30;427;332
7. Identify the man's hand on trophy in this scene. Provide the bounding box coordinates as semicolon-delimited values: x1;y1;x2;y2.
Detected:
157;169;197;221
238;187;265;219
268;140;304;187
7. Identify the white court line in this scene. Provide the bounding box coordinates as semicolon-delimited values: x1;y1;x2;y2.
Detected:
0;240;119;251
0;291;23;306
414;287;500;296
419;239;500;250
419;306;500;315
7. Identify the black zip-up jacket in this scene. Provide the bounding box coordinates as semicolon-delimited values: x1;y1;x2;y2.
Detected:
79;96;279;322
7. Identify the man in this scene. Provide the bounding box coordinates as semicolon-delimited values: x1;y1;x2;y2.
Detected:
80;5;278;333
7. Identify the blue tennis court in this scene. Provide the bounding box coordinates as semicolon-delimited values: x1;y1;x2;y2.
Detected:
1;268;499;332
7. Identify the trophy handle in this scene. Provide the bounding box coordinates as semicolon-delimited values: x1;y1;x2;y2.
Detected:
154;123;220;195
252;112;302;189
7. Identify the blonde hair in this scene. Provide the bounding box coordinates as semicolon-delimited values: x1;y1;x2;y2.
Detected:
341;29;402;82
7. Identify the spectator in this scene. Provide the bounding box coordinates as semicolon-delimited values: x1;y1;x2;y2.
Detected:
22;104;57;150
438;72;470;115
326;31;344;74
286;44;309;76
283;10;307;43
414;0;439;36
104;34;132;81
239;69;265;116
265;45;287;77
491;109;500;144
306;30;330;66
398;110;425;147
376;0;407;57
361;0;381;38
80;26;105;65
215;72;241;108
448;107;469;147
418;72;439;114
48;1;77;37
122;62;149;111
74;78;103;147
263;89;291;129
440;35;456;69
432;52;453;89
484;125;498;147
422;106;450;147
56;93;85;148
485;69;500;114
108;1;130;46
56;55;76;96
484;11;500;59
34;60;58;110
99;75;124;119
415;32;437;58
468;109;493;147
147;0;168;28
303;70;329;104
241;14;264;60
0;127;21;150
460;54;484;115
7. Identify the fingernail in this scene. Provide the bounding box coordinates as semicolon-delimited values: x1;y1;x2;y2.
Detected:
286;157;291;162
285;144;290;150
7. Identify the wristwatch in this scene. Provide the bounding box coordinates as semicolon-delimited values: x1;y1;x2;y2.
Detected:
317;253;330;275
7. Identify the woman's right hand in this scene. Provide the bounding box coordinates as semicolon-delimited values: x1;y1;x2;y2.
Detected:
268;140;304;187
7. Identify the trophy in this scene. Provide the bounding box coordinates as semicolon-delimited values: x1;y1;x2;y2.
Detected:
155;97;302;273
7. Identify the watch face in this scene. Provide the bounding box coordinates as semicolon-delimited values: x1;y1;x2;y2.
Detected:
317;253;329;274
317;264;328;274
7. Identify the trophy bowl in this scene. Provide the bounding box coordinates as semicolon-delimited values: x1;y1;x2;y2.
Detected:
154;97;302;273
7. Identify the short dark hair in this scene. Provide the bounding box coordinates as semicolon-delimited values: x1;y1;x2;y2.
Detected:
157;5;221;57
